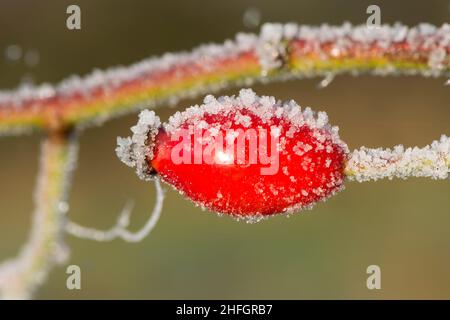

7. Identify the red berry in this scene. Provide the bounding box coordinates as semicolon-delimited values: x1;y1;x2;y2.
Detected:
117;89;349;222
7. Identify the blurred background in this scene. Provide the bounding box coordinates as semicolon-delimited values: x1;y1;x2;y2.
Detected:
0;0;449;299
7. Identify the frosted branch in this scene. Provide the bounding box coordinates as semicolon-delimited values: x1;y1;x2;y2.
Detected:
345;135;450;182
0;23;448;135
0;131;78;299
66;179;164;242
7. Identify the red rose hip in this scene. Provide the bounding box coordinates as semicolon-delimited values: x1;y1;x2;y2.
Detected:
116;89;349;222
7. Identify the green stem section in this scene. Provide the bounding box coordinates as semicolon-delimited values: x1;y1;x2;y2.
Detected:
0;131;78;299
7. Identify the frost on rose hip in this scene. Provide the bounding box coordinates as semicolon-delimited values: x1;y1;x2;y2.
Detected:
116;89;349;222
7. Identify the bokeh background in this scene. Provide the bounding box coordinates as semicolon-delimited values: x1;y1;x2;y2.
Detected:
0;0;449;299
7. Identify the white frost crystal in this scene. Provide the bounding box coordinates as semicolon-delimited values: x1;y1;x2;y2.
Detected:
346;135;450;182
163;88;348;157
116;110;161;181
256;23;287;73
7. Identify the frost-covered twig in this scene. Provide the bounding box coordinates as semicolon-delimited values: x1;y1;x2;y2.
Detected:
345;135;450;182
0;23;448;135
66;179;164;242
0;131;78;299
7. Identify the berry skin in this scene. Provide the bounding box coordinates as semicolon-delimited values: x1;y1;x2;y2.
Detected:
117;89;349;222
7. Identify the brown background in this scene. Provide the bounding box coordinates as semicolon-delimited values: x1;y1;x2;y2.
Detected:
0;0;449;299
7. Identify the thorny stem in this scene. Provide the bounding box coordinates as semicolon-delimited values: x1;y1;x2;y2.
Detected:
0;130;78;299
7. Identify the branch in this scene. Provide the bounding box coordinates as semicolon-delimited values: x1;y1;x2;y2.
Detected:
0;130;78;299
345;135;450;182
0;23;448;135
66;179;165;242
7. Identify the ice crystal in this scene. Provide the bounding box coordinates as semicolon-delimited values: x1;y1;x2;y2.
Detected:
163;88;348;154
4;44;22;61
242;7;261;29
24;50;40;67
116;110;161;181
